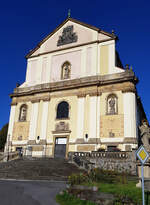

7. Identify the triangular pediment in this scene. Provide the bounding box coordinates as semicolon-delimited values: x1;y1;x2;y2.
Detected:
26;18;115;58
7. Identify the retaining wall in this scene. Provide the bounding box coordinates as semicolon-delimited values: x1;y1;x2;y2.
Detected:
68;151;137;175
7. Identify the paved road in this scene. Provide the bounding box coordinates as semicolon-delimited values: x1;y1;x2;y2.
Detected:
0;180;66;205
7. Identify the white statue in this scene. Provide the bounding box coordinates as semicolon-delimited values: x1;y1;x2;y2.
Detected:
139;120;150;151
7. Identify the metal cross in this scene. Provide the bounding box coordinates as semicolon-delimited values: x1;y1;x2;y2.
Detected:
68;9;71;18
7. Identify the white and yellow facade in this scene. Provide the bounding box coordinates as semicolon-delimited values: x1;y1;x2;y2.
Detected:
6;17;146;158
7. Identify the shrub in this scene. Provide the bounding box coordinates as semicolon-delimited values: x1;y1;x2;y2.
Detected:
68;172;89;185
68;168;129;186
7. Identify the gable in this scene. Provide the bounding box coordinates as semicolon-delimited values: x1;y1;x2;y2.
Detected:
27;18;114;58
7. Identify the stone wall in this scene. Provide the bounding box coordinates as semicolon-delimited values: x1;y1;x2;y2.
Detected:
68;151;137;175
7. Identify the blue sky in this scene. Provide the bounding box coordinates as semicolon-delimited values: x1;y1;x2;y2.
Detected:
0;0;150;129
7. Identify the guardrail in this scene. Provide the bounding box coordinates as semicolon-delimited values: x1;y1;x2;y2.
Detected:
68;151;137;174
68;151;129;159
3;151;20;161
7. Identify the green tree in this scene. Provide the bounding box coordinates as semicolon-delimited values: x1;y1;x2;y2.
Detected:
0;123;8;151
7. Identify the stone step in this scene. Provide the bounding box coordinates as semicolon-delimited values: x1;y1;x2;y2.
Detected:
0;158;82;180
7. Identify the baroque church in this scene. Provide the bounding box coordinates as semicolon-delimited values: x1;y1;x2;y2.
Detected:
5;17;146;158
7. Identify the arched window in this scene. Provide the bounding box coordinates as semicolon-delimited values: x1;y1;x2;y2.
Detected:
19;104;27;121
56;101;69;119
61;61;71;80
106;94;118;115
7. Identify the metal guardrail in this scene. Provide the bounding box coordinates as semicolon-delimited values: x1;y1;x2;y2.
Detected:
3;151;20;161
68;151;129;159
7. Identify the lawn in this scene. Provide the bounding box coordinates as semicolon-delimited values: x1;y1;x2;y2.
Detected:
56;169;150;205
82;181;143;204
56;192;96;205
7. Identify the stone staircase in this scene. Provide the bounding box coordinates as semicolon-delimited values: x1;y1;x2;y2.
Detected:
0;158;82;181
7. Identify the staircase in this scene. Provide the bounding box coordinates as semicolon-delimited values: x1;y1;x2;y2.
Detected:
0;158;82;181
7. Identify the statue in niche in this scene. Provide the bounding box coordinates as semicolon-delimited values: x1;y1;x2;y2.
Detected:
19;105;27;121
108;96;116;115
57;25;78;46
61;62;71;79
139;120;150;151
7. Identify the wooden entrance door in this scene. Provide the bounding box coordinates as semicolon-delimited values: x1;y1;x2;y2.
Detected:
54;137;67;158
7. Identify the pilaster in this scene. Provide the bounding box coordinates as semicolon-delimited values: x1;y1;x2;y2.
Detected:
7;105;16;142
81;47;86;77
89;96;97;139
40;101;49;139
77;97;85;138
123;92;137;140
28;102;39;141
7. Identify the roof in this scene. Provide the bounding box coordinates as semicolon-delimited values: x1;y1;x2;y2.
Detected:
26;17;117;59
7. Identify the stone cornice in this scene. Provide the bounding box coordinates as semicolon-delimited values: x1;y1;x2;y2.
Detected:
123;138;137;144
31;99;40;103
31;96;51;103
122;87;136;93
26;16;116;59
77;93;87;98
52;130;71;134
89;91;102;97
75;138;101;144
11;102;17;106
10;70;138;98
43;96;51;101
11;95;51;105
27;140;47;145
27;39;114;59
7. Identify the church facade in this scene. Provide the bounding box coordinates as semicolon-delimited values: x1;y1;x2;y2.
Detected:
6;17;146;158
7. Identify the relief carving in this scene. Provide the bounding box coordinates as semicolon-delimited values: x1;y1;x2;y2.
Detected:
18;136;22;141
57;25;78;46
55;121;69;131
100;115;124;138
13;122;29;141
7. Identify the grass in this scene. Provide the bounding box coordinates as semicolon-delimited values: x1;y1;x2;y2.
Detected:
56;181;150;205
56;169;150;205
82;181;143;204
56;192;96;205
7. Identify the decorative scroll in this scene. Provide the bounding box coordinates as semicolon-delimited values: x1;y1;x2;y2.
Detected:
57;25;78;46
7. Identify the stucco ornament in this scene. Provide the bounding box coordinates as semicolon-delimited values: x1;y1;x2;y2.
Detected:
139;120;150;151
55;122;69;131
57;25;78;46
